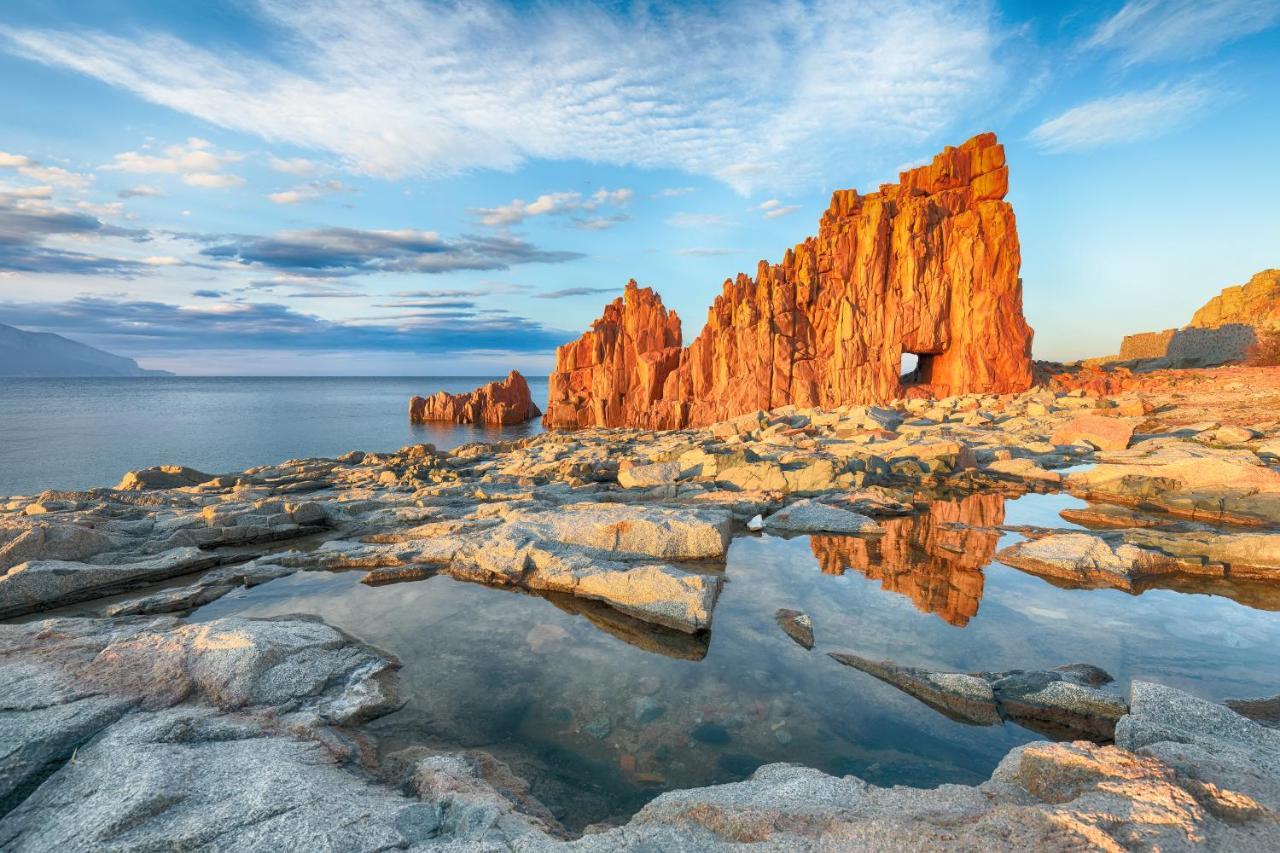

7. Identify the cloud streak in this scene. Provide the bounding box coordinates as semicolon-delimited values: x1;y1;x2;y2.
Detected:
0;0;1007;193
1084;0;1280;66
1028;81;1216;153
474;187;632;227
0;195;150;275
200;226;583;277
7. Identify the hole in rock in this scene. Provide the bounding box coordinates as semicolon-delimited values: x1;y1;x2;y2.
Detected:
900;352;936;385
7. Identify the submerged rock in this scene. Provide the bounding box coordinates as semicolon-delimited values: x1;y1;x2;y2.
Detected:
827;652;1001;726
774;608;815;650
829;652;1127;739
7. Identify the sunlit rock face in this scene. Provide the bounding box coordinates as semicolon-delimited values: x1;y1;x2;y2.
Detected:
1190;269;1280;331
543;132;1034;429
410;370;541;426
810;493;1004;626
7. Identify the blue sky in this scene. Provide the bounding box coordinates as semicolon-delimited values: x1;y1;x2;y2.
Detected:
0;0;1277;375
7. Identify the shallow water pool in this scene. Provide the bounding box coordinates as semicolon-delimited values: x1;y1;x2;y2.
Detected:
192;491;1280;830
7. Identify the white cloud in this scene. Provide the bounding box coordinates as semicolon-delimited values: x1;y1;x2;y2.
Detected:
105;138;239;174
103;138;244;189
677;247;742;256
267;179;351;204
183;172;245;189
17;163;91;189
668;212;731;229
268;156;317;175
118;184;164;199
0;0;1007;193
1084;0;1280;66
0;184;53;200
475;187;631;226
0;150;91;189
142;255;182;266
755;198;799;219
1028;81;1216;153
75;199;123;218
656;187;696;198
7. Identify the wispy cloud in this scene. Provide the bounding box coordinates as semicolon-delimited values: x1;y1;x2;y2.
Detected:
0;0;1007;193
1028;81;1216;153
756;199;799;219
655;187;696;198
1084;0;1280;66
117;184;164;199
475;187;632;227
676;247;743;257
532;286;619;299
267;179;352;205
0;150;92;190
268;156;317;176
668;212;732;229
200;227;583;277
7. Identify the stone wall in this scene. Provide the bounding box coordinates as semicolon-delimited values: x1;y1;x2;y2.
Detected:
1118;324;1257;367
1114;269;1278;367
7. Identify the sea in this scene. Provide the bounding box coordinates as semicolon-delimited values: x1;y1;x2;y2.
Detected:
0;376;547;497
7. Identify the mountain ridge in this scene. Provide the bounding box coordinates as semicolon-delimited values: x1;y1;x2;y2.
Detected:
0;322;172;377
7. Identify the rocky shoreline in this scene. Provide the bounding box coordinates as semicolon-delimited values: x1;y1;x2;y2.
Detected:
3;364;1280;849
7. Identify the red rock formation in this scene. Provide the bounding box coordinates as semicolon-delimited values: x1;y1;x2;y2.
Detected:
809;493;1004;626
544;133;1033;429
410;370;541;426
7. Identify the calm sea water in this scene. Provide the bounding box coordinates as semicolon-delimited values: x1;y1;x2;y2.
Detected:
0;376;547;496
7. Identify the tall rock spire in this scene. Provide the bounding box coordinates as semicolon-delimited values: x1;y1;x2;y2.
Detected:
544;132;1034;429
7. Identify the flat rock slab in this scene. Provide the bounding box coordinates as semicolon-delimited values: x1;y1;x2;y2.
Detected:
0;547;223;619
1051;414;1135;450
828;652;1001;725
504;502;732;560
763;499;881;535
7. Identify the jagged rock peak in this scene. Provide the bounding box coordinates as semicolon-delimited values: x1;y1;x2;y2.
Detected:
544;132;1034;430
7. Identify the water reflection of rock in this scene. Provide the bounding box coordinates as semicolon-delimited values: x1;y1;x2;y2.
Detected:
810;493;1004;626
544;592;710;661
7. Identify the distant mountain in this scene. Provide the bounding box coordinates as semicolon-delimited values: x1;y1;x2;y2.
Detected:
0;323;173;377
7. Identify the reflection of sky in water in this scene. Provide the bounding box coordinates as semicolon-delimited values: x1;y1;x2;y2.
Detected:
192;491;1280;831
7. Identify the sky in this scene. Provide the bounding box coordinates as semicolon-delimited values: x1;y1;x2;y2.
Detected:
0;0;1277;376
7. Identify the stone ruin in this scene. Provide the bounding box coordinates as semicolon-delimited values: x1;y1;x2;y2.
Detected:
1116;269;1280;367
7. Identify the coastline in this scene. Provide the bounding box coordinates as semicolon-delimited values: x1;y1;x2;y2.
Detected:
3;364;1280;848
